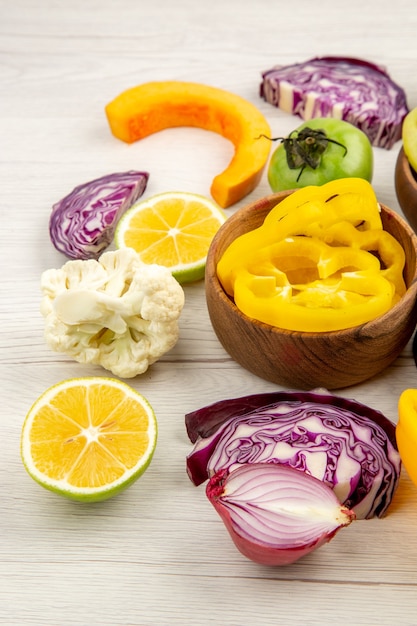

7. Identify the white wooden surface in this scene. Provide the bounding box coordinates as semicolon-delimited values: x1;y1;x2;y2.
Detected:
2;1;417;624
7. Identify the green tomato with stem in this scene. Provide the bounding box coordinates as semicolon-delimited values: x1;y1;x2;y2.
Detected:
267;117;373;191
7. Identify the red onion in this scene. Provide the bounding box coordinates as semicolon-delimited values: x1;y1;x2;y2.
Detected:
207;464;355;566
260;56;409;149
49;170;149;260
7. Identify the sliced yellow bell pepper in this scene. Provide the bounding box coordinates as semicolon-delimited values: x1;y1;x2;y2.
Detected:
321;221;406;296
218;178;382;296
233;237;395;332
217;179;405;332
397;389;417;488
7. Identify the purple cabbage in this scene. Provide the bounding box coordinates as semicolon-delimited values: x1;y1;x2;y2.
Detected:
260;56;409;149
185;390;401;520
49;170;149;260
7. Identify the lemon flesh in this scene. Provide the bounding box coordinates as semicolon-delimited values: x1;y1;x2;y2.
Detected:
20;377;157;502
115;191;227;284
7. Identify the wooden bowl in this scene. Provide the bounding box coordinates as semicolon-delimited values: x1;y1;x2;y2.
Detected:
205;192;417;390
395;146;417;234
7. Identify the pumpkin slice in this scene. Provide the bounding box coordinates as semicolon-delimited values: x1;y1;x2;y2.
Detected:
105;81;271;208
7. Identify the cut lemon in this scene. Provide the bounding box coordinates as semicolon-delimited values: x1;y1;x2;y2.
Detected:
403;107;417;172
20;377;157;502
114;191;227;283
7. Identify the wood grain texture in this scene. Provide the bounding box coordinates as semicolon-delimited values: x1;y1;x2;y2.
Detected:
2;0;417;624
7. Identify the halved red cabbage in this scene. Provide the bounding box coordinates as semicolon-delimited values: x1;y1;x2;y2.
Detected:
49;170;149;260
185;390;401;520
260;56;409;149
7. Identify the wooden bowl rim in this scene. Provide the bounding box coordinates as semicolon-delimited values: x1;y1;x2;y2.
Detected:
206;191;417;338
396;146;417;191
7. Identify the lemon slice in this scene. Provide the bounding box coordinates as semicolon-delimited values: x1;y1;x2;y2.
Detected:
115;191;227;283
402;107;417;172
21;377;157;502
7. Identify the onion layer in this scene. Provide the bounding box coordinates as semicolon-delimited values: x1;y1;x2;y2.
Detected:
207;463;355;566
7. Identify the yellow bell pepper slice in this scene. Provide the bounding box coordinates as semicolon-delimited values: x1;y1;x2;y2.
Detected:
322;221;406;297
233;237;395;331
217;178;406;332
397;389;417;489
218;178;382;295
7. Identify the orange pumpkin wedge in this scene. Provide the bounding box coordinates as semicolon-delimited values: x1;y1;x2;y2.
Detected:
105;81;271;208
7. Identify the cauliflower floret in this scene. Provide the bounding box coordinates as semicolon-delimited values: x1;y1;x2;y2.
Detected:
41;248;185;378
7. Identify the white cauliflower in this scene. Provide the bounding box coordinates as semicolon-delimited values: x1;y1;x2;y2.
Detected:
41;248;185;378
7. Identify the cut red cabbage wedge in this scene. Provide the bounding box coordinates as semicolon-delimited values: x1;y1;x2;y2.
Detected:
186;390;401;520
260;56;409;149
49;171;149;260
207;464;355;566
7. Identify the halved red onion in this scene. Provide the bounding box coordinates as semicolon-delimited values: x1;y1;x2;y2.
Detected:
49;170;149;260
207;464;355;566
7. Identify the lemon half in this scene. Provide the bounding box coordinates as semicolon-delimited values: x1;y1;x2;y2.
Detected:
115;191;227;283
21;377;157;502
